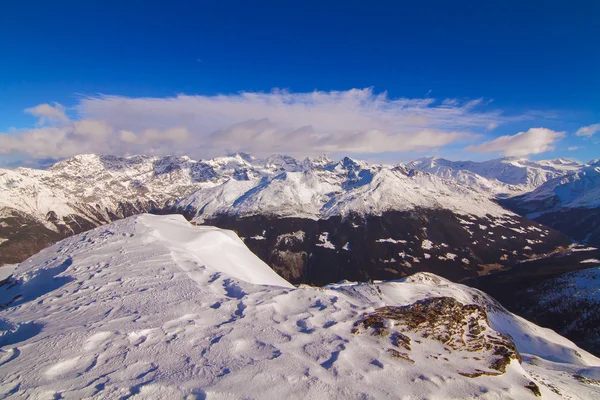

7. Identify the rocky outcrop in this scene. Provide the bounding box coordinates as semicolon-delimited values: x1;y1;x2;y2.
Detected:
353;297;522;377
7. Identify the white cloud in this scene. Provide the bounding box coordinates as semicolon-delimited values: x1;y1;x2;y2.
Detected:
0;89;526;161
465;128;565;157
119;127;190;145
576;123;600;137
568;146;579;151
25;103;69;124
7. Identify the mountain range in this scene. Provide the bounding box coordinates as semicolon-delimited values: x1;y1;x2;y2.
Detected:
1;153;597;275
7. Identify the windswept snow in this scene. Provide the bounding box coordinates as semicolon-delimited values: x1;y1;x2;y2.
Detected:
0;214;599;398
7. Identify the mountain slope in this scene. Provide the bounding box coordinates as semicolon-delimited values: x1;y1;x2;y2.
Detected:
512;264;600;356
173;157;571;285
501;165;600;246
1;214;599;399
406;156;582;196
511;165;600;214
406;156;600;247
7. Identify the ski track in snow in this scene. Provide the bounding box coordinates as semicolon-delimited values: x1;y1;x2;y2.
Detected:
0;214;599;399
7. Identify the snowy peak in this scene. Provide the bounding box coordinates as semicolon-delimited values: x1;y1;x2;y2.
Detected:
1;151;583;243
300;154;335;170
537;158;582;167
264;154;301;171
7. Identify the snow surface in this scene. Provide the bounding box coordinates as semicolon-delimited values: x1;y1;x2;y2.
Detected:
0;264;15;281
1;214;599;399
421;240;433;250
581;259;600;264
376;238;407;244
316;232;336;249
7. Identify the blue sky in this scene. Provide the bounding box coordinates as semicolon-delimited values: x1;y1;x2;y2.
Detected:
0;0;599;166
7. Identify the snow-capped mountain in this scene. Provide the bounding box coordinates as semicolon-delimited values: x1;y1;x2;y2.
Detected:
1;214;599;399
5;153;573;233
405;156;583;196
2;153;582;235
501;164;600;245
509;165;600;213
0;153;286;265
176;157;510;221
404;156;600;246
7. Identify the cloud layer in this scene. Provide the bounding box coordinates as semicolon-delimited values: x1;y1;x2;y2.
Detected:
465;128;565;157
0;89;556;161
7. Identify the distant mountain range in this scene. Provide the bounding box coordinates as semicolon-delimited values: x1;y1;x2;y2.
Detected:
500;163;600;246
1;153;598;272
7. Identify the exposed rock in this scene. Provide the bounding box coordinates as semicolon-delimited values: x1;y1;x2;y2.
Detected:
353;297;522;377
573;373;600;386
386;348;414;363
525;381;542;397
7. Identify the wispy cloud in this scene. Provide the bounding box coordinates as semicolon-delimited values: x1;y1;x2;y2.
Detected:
0;88;547;161
25;103;69;124
576;123;600;137
568;146;579;151
464;128;565;157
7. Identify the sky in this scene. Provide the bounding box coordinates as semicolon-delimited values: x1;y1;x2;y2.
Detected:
0;0;599;167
